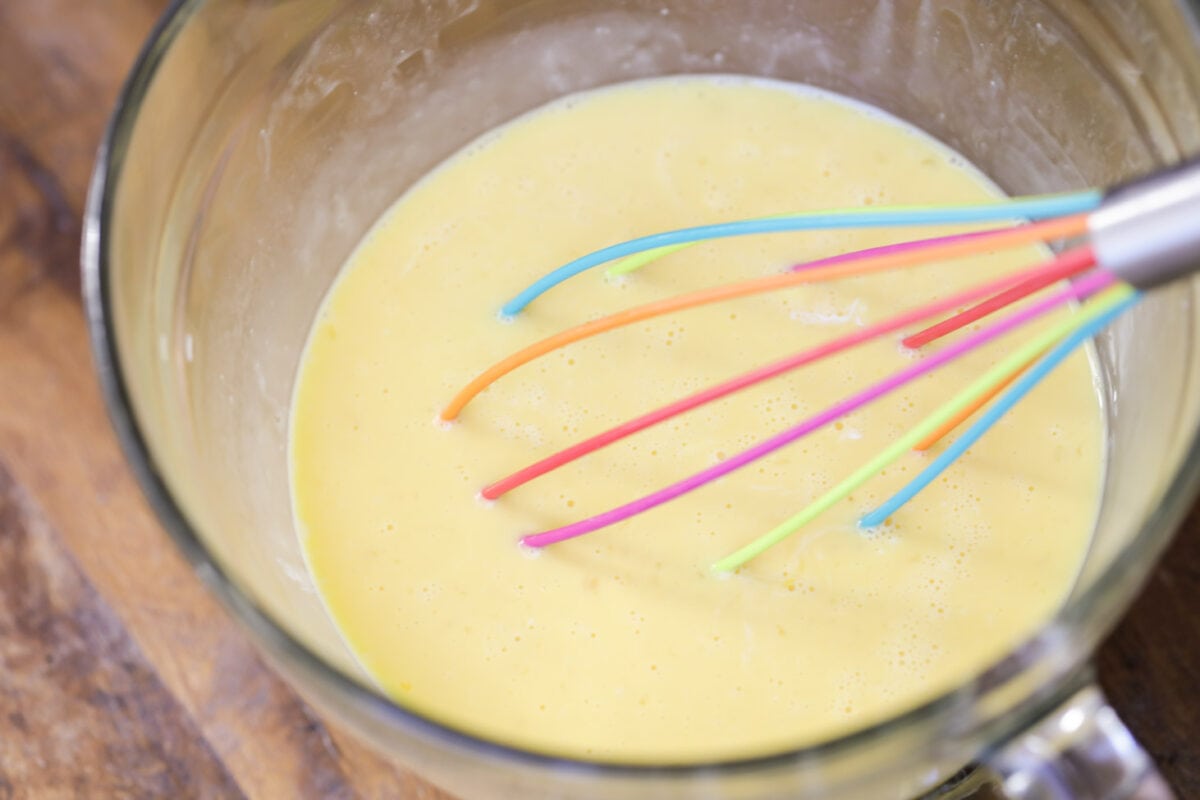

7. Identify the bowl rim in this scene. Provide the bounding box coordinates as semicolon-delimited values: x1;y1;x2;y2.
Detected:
81;0;1200;782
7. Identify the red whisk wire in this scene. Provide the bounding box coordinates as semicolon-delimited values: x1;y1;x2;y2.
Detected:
483;247;1094;499
903;258;1087;348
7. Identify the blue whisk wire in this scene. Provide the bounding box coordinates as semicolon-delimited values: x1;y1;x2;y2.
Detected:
858;291;1140;529
500;191;1104;316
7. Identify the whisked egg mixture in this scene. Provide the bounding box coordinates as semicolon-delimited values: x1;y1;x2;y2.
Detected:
290;76;1103;762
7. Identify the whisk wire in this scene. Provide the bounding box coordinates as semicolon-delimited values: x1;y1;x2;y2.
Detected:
913;355;1039;452
711;282;1132;572
484;247;1094;499
444;215;1090;421
859;290;1138;530
521;265;1111;551
501;192;1102;314
607;224;996;278
461;158;1200;571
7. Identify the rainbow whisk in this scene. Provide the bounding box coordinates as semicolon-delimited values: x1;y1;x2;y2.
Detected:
441;157;1200;573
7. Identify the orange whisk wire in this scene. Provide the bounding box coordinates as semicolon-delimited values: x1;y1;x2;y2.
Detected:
913;351;1042;451
440;213;1089;421
483;249;1092;499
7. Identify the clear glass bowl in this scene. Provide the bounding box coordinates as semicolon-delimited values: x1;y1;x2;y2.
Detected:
83;1;1200;797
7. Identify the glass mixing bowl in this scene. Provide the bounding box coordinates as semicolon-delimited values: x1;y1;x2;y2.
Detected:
83;1;1200;797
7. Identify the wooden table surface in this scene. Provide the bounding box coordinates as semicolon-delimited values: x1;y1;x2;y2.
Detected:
1;1;1197;797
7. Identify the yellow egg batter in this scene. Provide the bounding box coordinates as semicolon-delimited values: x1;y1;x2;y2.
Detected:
290;76;1103;763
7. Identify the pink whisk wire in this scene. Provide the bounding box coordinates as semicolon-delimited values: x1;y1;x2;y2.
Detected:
521;250;1106;548
484;246;1094;500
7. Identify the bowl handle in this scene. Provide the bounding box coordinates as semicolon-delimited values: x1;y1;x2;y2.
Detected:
984;682;1174;799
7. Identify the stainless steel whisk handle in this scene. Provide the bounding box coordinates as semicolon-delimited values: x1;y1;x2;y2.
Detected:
1090;156;1200;290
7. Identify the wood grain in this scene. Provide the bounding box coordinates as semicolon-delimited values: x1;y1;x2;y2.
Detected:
0;463;244;799
1097;501;1200;792
0;0;448;797
0;0;1196;797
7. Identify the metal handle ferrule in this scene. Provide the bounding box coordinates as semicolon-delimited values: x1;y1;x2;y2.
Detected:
1089;157;1200;290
